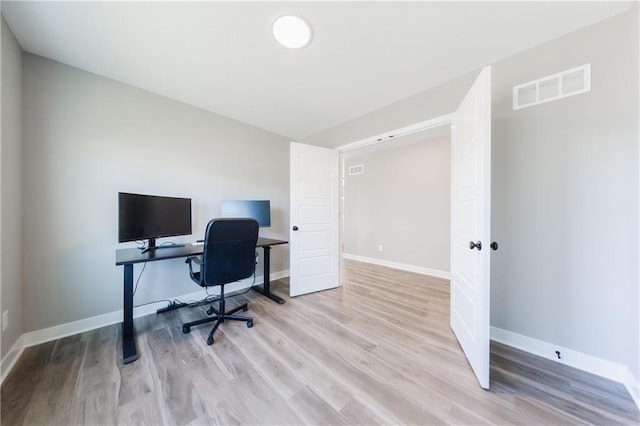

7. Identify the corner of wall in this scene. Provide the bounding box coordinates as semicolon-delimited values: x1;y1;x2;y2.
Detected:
0;12;24;363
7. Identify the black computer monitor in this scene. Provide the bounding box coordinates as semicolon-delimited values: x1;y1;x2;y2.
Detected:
220;200;271;227
118;192;192;250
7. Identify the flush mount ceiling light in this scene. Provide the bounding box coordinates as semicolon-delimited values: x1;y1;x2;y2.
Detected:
272;15;312;49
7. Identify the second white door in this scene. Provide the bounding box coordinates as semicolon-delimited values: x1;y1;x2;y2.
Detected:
289;142;340;297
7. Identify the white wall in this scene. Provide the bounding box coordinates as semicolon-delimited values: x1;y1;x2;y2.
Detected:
490;7;638;381
305;10;639;383
343;134;450;274
1;17;23;361
21;54;290;333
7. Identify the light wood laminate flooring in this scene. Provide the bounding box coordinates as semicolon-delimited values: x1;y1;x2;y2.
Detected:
2;259;639;425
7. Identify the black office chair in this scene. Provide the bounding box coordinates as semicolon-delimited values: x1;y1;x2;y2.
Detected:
182;218;259;345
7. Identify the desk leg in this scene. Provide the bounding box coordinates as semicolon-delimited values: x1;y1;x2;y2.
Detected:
252;246;285;304
122;264;138;364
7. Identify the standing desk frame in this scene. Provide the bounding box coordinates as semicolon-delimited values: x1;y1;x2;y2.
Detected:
115;237;287;364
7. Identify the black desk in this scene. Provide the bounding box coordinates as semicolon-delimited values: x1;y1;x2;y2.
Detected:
115;237;288;364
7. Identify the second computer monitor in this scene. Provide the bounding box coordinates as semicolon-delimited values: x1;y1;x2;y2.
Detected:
220;200;271;227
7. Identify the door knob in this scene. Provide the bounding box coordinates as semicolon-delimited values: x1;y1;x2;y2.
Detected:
292;226;299;231
469;241;482;251
490;242;498;251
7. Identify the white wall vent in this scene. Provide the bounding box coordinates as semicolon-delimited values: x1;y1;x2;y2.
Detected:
513;63;591;110
348;164;364;176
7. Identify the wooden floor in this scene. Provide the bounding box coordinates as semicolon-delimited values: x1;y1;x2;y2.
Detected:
2;259;639;425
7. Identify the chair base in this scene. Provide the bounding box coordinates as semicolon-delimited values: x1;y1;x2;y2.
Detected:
182;301;253;345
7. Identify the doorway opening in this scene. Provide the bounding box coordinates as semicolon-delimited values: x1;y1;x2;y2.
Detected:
292;67;492;389
340;124;452;280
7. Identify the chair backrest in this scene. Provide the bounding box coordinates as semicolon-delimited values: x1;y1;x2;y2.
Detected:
201;218;259;287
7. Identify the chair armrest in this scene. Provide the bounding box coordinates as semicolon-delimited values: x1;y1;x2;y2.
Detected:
186;256;202;266
185;256;203;284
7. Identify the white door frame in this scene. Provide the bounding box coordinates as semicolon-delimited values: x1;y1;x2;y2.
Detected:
336;114;454;154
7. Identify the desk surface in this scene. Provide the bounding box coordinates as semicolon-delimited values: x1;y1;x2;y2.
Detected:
116;237;287;266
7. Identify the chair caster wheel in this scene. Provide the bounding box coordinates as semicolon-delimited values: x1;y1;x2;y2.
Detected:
206;307;214;316
183;326;190;334
247;320;253;328
207;336;214;345
242;305;248;312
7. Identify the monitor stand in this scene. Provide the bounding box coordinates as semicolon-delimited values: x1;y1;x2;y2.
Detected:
140;238;185;254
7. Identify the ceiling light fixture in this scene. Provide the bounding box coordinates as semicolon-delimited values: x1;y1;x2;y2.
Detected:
272;15;312;49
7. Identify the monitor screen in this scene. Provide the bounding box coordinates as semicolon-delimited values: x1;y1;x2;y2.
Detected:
220;200;271;227
118;192;192;245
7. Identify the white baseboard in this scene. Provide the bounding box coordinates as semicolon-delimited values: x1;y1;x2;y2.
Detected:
628;379;640;411
343;253;450;280
491;326;640;410
0;270;288;385
1;334;25;384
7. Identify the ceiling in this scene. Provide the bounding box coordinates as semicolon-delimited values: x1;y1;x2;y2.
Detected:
2;1;632;141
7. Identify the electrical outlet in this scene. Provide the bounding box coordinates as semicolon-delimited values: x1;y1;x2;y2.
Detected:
378;244;383;252
2;311;8;331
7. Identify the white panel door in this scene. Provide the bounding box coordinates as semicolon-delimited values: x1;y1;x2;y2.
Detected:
290;142;340;297
450;66;492;389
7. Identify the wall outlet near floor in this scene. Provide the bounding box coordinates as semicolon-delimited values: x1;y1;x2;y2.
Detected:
2;311;8;331
378;244;383;252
